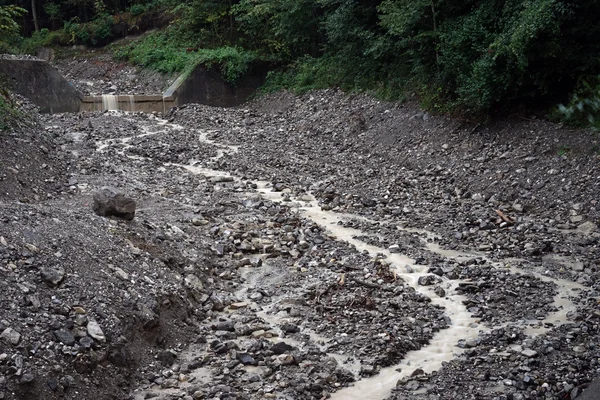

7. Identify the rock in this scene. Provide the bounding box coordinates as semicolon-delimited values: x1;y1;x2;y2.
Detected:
237;353;256;365
272;342;294;355
417;275;438;286
521;348;537;358
158;350;176;366
577;221;597;235
280;323;299;333
361;197;377;207
114;267;129;280
19;373;34;385
92;186;136;221
87;320;106;342
0;328;21;345
54;330;76;346
40;267;65;287
275;354;295;366
229;302;248;310
570;215;584;223
388;244;401;253
185;274;204;291
79;336;94;349
471;193;484;202
434;286;446;297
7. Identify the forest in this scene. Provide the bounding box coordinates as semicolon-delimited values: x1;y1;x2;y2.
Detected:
2;0;600;123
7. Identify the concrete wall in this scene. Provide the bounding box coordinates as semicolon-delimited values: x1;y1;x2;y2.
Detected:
164;65;267;108
0;59;83;113
80;95;175;113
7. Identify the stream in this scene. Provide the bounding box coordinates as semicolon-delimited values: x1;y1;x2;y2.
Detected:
97;112;585;399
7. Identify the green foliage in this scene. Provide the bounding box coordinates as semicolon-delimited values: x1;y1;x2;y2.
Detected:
44;2;62;23
0;79;28;132
193;47;258;84
0;5;26;36
0;5;26;53
113;28;196;73
113;28;257;83
233;0;322;59
21;28;70;53
64;12;115;46
558;78;600;130
6;0;600;119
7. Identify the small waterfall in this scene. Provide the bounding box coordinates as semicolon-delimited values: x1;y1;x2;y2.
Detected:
101;94;119;111
128;95;135;112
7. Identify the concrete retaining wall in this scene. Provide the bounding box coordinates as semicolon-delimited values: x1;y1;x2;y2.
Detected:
80;95;175;113
0;58;267;114
164;65;267;108
0;58;83;113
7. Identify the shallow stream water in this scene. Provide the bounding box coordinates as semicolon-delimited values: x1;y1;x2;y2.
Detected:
101;114;585;399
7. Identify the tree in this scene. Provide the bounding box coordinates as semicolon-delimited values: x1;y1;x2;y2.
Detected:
0;4;27;35
31;0;39;31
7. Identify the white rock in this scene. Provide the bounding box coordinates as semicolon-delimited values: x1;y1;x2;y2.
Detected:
87;320;106;342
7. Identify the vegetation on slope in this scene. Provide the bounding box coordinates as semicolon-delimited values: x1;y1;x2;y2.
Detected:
2;0;600;124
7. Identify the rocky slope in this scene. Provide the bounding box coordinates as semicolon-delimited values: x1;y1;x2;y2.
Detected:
1;88;599;400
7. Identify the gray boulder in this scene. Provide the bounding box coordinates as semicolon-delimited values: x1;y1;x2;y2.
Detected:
92;187;136;221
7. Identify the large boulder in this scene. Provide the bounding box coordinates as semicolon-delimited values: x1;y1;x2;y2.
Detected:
92;187;136;221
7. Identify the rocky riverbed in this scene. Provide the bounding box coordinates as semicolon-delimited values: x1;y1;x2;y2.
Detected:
1;88;599;400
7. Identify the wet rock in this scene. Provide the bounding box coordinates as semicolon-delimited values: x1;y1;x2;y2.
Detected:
272;342;294;355
92;186;136;221
236;353;256;365
417;275;439;286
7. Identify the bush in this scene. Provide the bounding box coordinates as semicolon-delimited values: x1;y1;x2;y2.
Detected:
20;28;69;53
64;13;115;46
558;78;600;130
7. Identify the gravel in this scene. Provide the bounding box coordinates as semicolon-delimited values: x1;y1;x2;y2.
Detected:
1;86;600;400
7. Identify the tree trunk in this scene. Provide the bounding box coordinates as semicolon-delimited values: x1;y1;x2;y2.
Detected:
31;0;40;32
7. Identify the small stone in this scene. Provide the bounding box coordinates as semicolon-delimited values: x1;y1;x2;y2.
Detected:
521;349;537;358
19;373;34;385
40;267;65;287
0;328;21;345
471;193;483;202
280;323;299;333
272;342;294;355
237;353;256;365
417;275;438;286
87;320;106;342
570;215;584;223
573;345;586;353
114;267;129;280
577;221;597;235
54;330;76;346
388;244;401;253
184;274;204;291
79;336;94;349
229;302;248;310
276;354;295;366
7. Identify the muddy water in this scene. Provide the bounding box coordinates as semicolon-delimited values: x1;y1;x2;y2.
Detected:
99;116;587;400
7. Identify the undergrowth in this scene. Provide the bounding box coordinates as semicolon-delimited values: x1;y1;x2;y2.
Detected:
113;29;258;83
